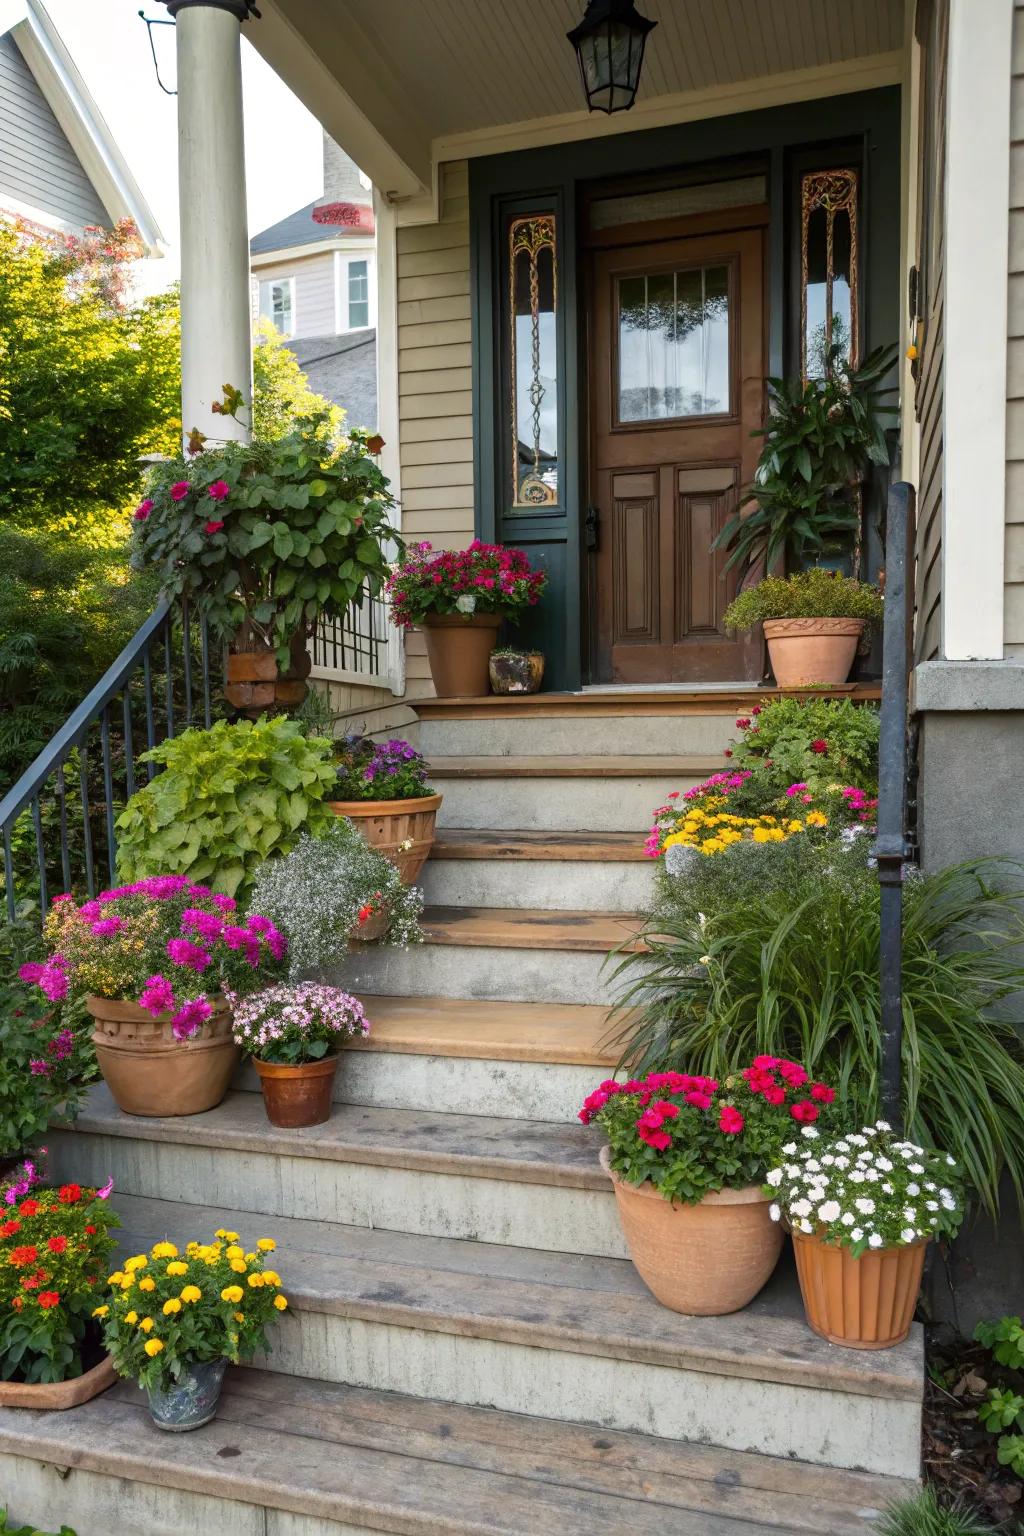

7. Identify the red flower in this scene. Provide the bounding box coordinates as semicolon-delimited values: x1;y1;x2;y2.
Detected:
0;1220;21;1238
751;705;762;716
790;1100;820;1123
667;791;679;799
762;1085;786;1105
357;904;373;924
735;717;751;730
58;1184;82;1204
204;519;224;535
810;1083;835;1104
134;499;153;522
810;739;828;755
37;1291;60;1309
684;1090;713;1110
777;1061;808;1088
752;1054;781;1070
169;480;191;501
19;1200;39;1217
718;1105;745;1135
9;1246;38;1268
723;749;733;758
207;480;230;501
637;1124;672;1151
47;1236;67;1255
84;1225;97;1235
10;1297;23;1312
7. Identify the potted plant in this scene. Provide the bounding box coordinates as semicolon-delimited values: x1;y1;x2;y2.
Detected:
767;1120;963;1348
326;734;442;885
583;1057;838;1314
99;1230;288;1430
20;881;287;1117
0;1168;120;1409
489;647;545;695
250;818;423;963
724;569;884;688
385;539;547;697
130;401;399;715
231;982;369;1128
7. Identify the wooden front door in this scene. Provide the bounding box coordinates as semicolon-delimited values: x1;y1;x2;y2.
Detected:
589;226;766;683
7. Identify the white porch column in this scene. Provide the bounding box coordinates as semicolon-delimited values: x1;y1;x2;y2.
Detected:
169;0;253;446
373;186;406;695
941;0;1013;660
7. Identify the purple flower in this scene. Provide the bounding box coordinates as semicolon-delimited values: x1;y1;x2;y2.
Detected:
212;894;237;914
29;1059;50;1076
181;908;224;944
138;974;176;1017
17;962;44;985
166;937;212;972
170;997;212;1040
95;1177;114;1200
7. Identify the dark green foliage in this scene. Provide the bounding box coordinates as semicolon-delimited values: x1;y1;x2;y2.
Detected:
728;695;881;796
876;1489;996;1536
0;1513;78;1536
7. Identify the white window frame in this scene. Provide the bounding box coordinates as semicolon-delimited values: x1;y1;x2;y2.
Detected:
258;275;296;336
334;249;376;333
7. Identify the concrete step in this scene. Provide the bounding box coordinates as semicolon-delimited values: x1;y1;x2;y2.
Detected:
236;995;621;1122
339;905;643;1006
101;1192;923;1481
0;1365;915;1536
49;1086;627;1257
422;829;657;911
427;756;719;831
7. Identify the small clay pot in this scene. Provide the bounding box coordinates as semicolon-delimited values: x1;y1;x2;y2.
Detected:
792;1227;928;1349
254;1054;339;1127
489;650;545;695
0;1352;116;1411
763;617;865;688
421;613;502;697
325;794;442;885
600;1146;783;1314
88;995;238;1118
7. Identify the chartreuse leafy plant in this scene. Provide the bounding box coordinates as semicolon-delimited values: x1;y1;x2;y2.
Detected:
99;1231;288;1392
974;1317;1024;1479
723;569;884;631
0;1514;77;1536
114;717;336;899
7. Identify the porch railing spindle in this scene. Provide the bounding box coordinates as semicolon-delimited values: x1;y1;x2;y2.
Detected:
58;763;72;896
164;621;175;738
143;646;157;780
200;614;212;728
78;741;96;898
100;705;117;884
182;597;194;727
31;795;48;914
3;829;14;924
123;694;136;802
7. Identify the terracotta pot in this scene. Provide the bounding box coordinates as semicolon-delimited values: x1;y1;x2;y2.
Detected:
0;1351;116;1410
763;617;865;688
254;1054;339;1128
88;995;238;1118
326;794;442;885
792;1227;928;1349
489;650;545;695
600;1146;783;1314
421;613;503;697
225;638;312;715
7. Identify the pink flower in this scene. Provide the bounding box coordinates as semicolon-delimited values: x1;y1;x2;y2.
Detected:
790;1100;820;1124
138;974;176;1017
90;917;124;937
810;1082;835;1104
169;481;191;501
207;480;230;501
170;997;212;1041
718;1105;745;1135
166;938;212;972
778;1061;808;1088
684;1090;713;1110
810;739;828;755
204;519;224;535
134;499;153;522
29;1059;50;1076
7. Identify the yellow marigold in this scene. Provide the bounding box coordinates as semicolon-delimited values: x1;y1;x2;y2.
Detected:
137;1277;156;1293
92;1305;109;1318
787;820;804;833
151;1242;178;1260
229;1259;247;1274
244;1252;257;1264
166;1261;188;1277
225;1245;244;1260
216;1231;239;1244
221;1285;244;1304
144;1338;164;1357
262;1271;281;1288
247;1273;264;1289
273;1294;289;1312
162;1298;182;1316
125;1310;138;1325
107;1272;125;1287
186;1242;200;1259
124;1256;148;1273
139;1318;154;1333
180;1286;202;1304
119;1276;134;1291
805;811;828;828
234;1311;245;1323
752;828;771;843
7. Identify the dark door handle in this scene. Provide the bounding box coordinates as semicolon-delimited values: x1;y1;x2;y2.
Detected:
585;505;600;552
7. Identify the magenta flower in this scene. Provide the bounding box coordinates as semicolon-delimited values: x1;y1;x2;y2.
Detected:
138;974;176;1017
95;1177;114;1200
29;1059;50;1076
17;962;45;985
170;997;212;1041
90;917;124;938
204;519;224;535
207;480;230;501
169;481;191;502
166;937;212;972
134;499;153;522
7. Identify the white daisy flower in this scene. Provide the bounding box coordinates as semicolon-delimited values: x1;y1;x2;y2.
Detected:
900;1228;915;1243
840;1211;855;1226
817;1201;841;1223
868;1233;883;1249
781;1143;797;1156
876;1157;893;1172
850;1227;864;1242
791;1198;812;1219
908;1163;924;1175
766;1168;783;1187
875;1121;891;1132
854;1197;876;1215
926;1200;938;1212
832;1155;850;1170
800;1127;819;1140
769;1203;781;1222
804;1159;821;1173
946;1154;956;1167
848;1134;867;1147
849;1170;866;1184
799;1219;814;1234
906;1182;920;1196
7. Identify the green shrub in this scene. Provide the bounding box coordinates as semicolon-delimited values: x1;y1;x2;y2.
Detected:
0;1513;77;1536
728;695;880;795
974;1317;1024;1480
114;716;336;900
876;1489;995;1536
610;850;1024;1216
724;569;884;631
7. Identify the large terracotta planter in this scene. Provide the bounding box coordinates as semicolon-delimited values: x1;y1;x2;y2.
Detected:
326;793;442;885
421;613;502;697
88;994;238;1118
600;1147;783;1315
225;637;312;715
0;1352;116;1410
254;1054;339;1128
792;1227;928;1349
763;617;865;688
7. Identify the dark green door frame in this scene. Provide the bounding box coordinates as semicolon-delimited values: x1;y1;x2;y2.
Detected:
470;86;901;691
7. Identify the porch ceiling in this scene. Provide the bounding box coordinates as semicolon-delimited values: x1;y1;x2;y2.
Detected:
256;0;905;202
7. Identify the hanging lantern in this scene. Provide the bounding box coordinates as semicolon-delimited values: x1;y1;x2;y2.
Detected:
567;0;657;115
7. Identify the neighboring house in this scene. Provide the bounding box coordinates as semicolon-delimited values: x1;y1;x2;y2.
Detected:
249;133;377;429
0;0;162;251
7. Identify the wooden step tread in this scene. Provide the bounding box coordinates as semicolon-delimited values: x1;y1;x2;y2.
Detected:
349;995;620;1065
71;1084;613;1189
422;905;644;952
112;1193;924;1404
431;829;649;863
416;684;881;719
0;1366;913;1536
427;754;722;778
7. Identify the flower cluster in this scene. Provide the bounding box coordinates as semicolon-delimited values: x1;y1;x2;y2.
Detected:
331;734;431;803
385;539;547;628
765;1122;963;1256
98;1230;288;1393
230;982;369;1066
21;880;287;1041
648;800;829;859
583;1059;838;1205
0;1181;119;1384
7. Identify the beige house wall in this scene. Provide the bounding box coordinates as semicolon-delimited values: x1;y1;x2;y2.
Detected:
1007;0;1024;656
251;250;337;340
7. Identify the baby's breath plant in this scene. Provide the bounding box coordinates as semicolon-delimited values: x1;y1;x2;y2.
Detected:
766;1121;963;1257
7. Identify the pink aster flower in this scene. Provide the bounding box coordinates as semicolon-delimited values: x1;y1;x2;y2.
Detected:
169;480;191;501
138;974;176;1017
207;480;230;501
170;997;212;1041
204;520;224;535
166;937;212;972
134;499;153;522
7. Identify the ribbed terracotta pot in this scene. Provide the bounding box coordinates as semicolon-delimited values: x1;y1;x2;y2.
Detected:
88;995;238;1118
600;1147;783;1315
0;1352;116;1410
253;1054;339;1128
326;794;442;885
763;617;864;688
792;1227;928;1349
421;613;502;697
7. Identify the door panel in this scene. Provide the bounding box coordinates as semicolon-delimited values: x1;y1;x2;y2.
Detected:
590;226;765;683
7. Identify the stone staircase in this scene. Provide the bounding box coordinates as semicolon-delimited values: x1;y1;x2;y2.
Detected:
0;689;919;1535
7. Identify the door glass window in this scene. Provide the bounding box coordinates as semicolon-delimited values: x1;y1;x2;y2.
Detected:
617;264;729;422
801;169;859;378
510;214;559;506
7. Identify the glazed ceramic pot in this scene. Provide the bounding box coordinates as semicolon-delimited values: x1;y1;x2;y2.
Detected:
600;1147;783;1315
489;649;545;695
253;1054;339;1128
326;794;443;885
421;613;502;697
792;1227;928;1349
88;994;238;1118
763;618;865;688
0;1352;116;1411
146;1357;227;1432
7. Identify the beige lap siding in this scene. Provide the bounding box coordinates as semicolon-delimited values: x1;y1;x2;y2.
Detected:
251;251;337;341
1008;3;1024;654
397;160;474;699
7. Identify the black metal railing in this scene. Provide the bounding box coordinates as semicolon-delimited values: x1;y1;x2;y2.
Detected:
874;480;917;1130
0;598;221;921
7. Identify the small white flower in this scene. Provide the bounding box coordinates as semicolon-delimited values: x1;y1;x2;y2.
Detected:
876;1157;893;1172
941;1195;957;1212
799;1219;814;1234
908;1163;924;1175
924;1181;937;1193
766;1167;783;1187
840;1211;855;1226
832;1155;850;1170
875;1120;891;1132
850;1227;864;1242
868;1233;884;1249
865;1169;879;1183
848;1134;867;1147
939;1188;953;1203
769;1203;781;1223
901;1228;916;1243
854;1197;876;1215
800;1127;819;1140
782;1142;797;1156
906;1182;920;1197
849;1170;866;1184
904;1207;918;1222
925;1200;938;1212
455;593;477;614
833;1143;850;1155
817;1200;841;1223
945;1154;956;1167
882;1182;894;1195
804;1159;821;1173
791;1198;812;1219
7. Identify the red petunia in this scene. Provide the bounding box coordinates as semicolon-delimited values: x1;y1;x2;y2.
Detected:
718;1105;745;1135
9;1246;38;1268
762;1084;787;1106
810;1083;835;1104
777;1061;808;1088
47;1236;67;1255
790;1100;820;1123
19;1200;39;1218
204;519;224;535
84;1225;96;1235
0;1220;21;1238
684;1089;713;1110
58;1184;82;1204
37;1291;60;1309
810;739;828;755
